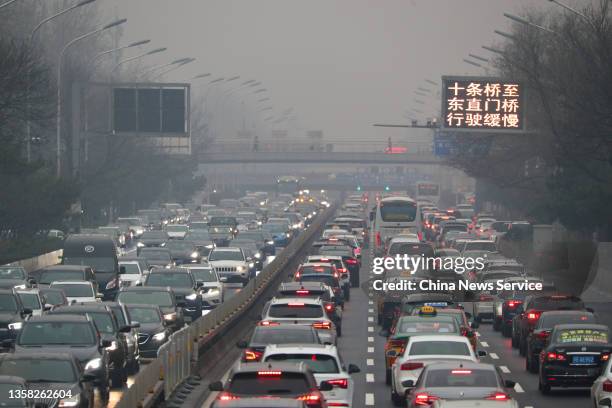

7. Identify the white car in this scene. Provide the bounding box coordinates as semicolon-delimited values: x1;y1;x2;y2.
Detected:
118;260;145;287
207;247;250;285
386;236;421;255
432;399;518;408
390;335;483;405
184;264;224;308
459;239;497;254
164;224;189;239
591;358;612;407
49;281;100;303
15;289;45;316
262;343;360;408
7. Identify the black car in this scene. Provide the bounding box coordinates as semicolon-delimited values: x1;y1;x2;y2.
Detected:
143;268;203;322
13;315;111;402
526;310;597;373
539;324;611;394
117;286;185;332
0;289;32;346
137;248;174;269
236;325;321;362
0;353;95;408
47;303;133;388
137;230;169;248
164;240;201;265
0;266;35;290
36;265;97;292
125;304;170;358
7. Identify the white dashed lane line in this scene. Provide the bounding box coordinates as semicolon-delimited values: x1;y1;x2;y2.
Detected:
489;352;499;360
368;346;374;353
366;358;374;366
368;316;374;322
499;365;510;373
368;308;374;313
514;383;525;393
368;336;374;343
480;341;489;348
365;393;375;406
366;373;375;383
368;300;373;305
368;326;374;332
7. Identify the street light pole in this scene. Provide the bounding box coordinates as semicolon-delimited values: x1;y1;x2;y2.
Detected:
139;57;191;78
109;47;167;82
0;0;23;10
91;39;150;66
56;18;127;178
152;58;195;80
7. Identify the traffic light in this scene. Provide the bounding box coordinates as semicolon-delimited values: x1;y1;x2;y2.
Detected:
385;185;390;191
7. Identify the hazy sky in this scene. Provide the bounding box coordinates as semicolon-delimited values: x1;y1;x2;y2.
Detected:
104;0;562;142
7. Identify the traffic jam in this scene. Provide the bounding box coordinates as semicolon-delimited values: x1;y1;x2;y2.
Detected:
0;190;325;408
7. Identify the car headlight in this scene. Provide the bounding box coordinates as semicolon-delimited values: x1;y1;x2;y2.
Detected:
13;284;26;290
164;312;177;321
259;201;266;206
249;262;255;268
206;289;220;296
236;265;246;272
307;214;313;219
163;220;169;225
185;293;198;300
8;322;22;330
191;251;200;258
286;233;291;238
206;244;214;249
105;340;118;351
266;240;274;245
137;242;145;248
85;358;102;371
160;242;166;247
257;221;263;225
254;252;262;259
152;332;166;341
58;393;80;408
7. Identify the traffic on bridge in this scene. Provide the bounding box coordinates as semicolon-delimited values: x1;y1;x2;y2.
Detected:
1;1;611;408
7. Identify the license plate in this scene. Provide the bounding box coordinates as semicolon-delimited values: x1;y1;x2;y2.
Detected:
572;355;595;365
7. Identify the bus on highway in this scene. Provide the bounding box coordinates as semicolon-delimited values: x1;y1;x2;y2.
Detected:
371;196;421;253
415;181;440;206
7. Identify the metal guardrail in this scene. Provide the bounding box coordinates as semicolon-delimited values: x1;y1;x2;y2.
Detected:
114;205;336;408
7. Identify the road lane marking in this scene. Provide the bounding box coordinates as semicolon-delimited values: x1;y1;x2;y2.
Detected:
368;316;374;322
367;359;374;366
499;365;510;373
480;341;489;348
366;373;374;383
368;346;374;353
368;308;374;313
368;336;374;343
514;383;525;393
368;300;373;305
489;352;499;360
368;326;374;332
365;393;375;406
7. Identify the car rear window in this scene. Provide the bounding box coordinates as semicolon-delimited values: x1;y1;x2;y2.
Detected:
531;297;584;310
409;341;470;356
540;313;596;328
388;243;434;257
265;354;339;374
299;275;339;288
228;372;310;396
300;266;333;275
252;328;318;344
269;304;324;318
555;328;609;344
425;368;499;387
398;319;457;334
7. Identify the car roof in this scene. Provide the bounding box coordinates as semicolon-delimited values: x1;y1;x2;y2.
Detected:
553;323;608;331
50;281;92;285
27;314;89;323
0;289;16;295
119;286;173;292
280;282;326;290
232;362;311;374
270;297;322;305
213;247;242;251
307;255;342;260
149;268;190;274
408;334;470;343
264;343;337;354
300;263;334;268
0;352;76;361
42;265;89;271
51;304;110;313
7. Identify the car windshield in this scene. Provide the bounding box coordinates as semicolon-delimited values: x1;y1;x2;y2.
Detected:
209;217;236;225
531;297;584;310
165;241;195;251
0;294;18;312
252;328;318;344
464;242;497;251
120;263;141;274
265;353;339;374
228;372;309;396
142;231;167;239
268;304;324;318
17;293;41;310
186;232;211;240
189;268;216;282
301;265;333;275
50;283;93;298
146;273;193;288
409;341;470;356
118;291;173;307
425;368;499;388
0;267;26;280
262;224;286;233
39;271;84;285
0;359;77;383
127;307;162;324
165;225;188;232
42;291;65;306
555;328;609;344
140;250;171;261
208;250;244;261
380;200;417;222
397;319;457;334
19;322;95;346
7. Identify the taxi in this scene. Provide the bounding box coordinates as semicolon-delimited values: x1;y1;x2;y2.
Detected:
384;306;460;385
410;307;479;351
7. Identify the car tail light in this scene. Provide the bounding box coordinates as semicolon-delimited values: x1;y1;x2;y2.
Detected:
324;303;334;313
546;352;566;361
259;320;279;326
295;271;301;279
298;392;322;406
345;258;358;265
244;349;263;362
451;369;472;375
313;321;331;330
326;378;348;389
376;232;381;247
536;330;551;340
603;379;612;392
258;370;282;376
415;393;438;406
505;300;522;309
288;302;305;307
218;392;239;401
296;290;310;295
602;353;611;362
486;392;510;401
400;362;423;371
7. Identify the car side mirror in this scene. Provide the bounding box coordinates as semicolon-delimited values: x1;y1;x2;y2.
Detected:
177;301;186;308
219;277;228;282
28;278;37;286
319;381;333;392
101;339;112;348
196;281;204;288
401;379;414;388
586;307;595;313
119;325;132;333
80;373;97;383
22;308;32;316
504;380;516;388
43;304;53;312
478;350;488;357
130;321;141;329
95;293;104;299
208;381;223;392
348;364;360;374
600;398;612;408
119;266;126;274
